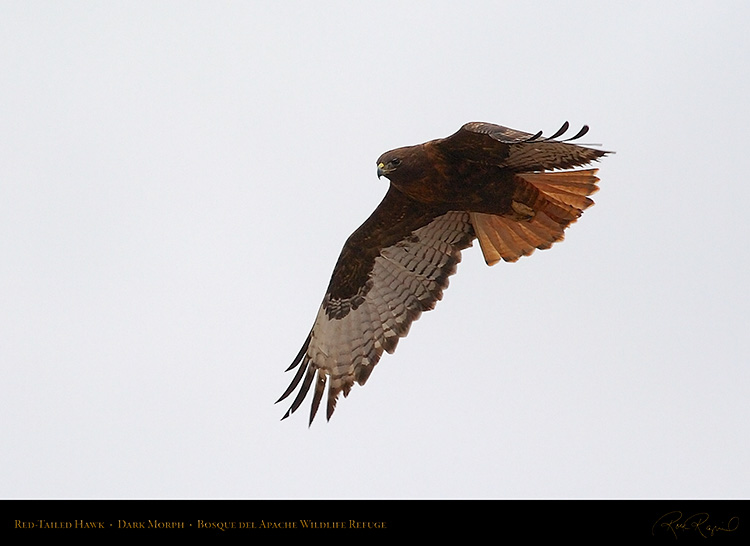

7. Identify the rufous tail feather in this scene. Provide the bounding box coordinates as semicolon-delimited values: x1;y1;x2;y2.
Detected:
471;169;600;265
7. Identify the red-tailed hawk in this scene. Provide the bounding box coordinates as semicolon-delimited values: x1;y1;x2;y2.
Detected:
278;121;609;424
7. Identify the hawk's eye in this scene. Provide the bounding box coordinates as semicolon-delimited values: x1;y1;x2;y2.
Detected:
390;158;401;167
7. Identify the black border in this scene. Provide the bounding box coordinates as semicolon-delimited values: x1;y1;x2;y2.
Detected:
3;499;748;540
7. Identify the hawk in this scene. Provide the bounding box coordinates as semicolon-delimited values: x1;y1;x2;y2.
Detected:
278;121;609;424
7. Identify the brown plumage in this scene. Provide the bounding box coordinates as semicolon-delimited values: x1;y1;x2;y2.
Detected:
278;121;610;424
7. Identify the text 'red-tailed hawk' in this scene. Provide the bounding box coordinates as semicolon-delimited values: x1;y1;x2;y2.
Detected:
278;121;609;424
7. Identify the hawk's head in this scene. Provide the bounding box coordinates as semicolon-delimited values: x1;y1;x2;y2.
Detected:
376;145;443;204
376;145;423;181
376;153;402;179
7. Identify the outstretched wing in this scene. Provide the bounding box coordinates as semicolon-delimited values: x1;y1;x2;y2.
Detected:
278;187;474;424
435;121;607;171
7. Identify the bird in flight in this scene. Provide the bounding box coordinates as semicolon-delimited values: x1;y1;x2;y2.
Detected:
278;121;609;424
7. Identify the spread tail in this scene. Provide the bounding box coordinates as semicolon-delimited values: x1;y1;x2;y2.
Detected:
471;169;600;265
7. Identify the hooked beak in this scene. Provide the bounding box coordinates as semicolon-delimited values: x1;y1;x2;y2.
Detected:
377;162;386;179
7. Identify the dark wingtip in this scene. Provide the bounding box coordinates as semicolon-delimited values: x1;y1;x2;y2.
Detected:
308;372;326;425
276;356;307;404
522;130;544;142
278;365;316;422
545;121;570;141
326;392;337;422
277;332;313;406
565;124;590;142
525;122;594;144
285;333;311;372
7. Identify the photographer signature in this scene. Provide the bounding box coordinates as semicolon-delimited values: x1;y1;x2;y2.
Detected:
652;511;739;539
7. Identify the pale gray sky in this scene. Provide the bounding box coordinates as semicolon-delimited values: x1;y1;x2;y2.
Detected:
2;1;748;499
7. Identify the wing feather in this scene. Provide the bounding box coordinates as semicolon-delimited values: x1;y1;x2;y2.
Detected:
278;191;474;424
436;121;609;171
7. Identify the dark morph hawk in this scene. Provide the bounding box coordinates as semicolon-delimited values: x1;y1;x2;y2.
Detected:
278;121;609;424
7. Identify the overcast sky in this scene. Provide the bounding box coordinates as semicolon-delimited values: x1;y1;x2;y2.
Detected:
2;1;748;499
